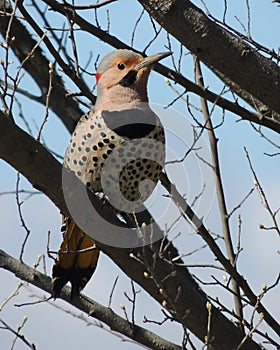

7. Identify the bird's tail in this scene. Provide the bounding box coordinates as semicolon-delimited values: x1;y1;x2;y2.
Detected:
52;217;100;299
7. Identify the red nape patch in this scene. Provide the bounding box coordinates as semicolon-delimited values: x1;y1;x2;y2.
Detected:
95;72;102;84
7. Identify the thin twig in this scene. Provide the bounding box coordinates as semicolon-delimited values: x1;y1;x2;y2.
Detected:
37;61;53;141
15;173;31;262
159;171;280;336
0;248;182;350
108;276;119;308
63;0;80;75
130;9;145;47
250;122;280;149
227;188;255;218
202;2;280;62
245;0;252;39
244;147;280;236
62;0;118;10
0;281;24;311
17;0;94;103
142;15;162;54
203;302;212;349
207;294;279;347
0;318;37;350
194;56;244;328
41;0;280;133
236;314;264;350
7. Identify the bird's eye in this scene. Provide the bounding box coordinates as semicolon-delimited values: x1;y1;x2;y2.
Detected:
117;63;126;70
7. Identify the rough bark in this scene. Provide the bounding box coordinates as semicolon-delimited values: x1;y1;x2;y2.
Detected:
0;249;182;350
138;0;280;115
0;3;83;129
2;1;280;134
0;111;262;350
0;1;278;348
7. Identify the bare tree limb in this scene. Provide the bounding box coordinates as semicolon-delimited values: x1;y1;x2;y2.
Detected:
137;0;280;115
0;317;36;350
62;0;118;10
16;0;94;104
1;2;278;347
0;111;262;349
2;1;280;134
37;0;280;134
159;172;280;338
0;249;182;350
194;57;244;329
0;1;84;130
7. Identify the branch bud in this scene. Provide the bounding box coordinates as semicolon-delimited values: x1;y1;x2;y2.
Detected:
159;288;167;298
206;301;212;311
222;275;227;282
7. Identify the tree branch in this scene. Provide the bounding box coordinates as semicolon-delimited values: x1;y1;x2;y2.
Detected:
159;172;280;338
194;57;244;328
37;0;280;134
137;0;280;115
0;2;83;130
0;249;182;350
0;111;262;349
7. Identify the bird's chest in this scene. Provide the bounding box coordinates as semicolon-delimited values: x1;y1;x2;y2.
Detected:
64;112;165;210
64;113;120;187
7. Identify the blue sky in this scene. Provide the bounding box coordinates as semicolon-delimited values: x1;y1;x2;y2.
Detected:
0;0;279;349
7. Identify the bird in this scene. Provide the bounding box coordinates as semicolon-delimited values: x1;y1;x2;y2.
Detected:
52;49;170;299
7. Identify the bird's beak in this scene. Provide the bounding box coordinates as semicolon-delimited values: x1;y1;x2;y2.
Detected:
136;52;172;70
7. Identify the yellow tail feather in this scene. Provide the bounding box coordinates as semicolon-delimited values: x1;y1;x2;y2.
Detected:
52;217;100;299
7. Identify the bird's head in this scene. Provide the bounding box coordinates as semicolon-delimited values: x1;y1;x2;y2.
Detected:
94;49;171;110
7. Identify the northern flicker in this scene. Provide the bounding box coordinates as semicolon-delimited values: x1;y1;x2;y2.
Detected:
52;49;170;298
